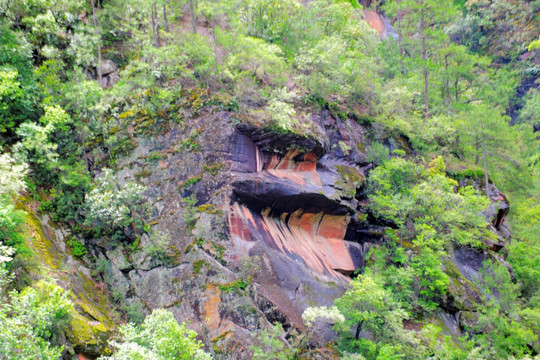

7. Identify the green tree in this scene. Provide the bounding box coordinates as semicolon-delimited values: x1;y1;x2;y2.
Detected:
0;68;27;136
0;152;28;198
85;168;146;234
436;43;491;110
451;0;538;60
410;226;448;310
519;88;540;127
0;152;29;257
224;34;287;85
367;157;492;311
334;272;424;359
242;0;300;44
294;32;379;107
0;26;38;138
13;105;71;184
98;309;211;360
507;198;540;300
334;273;389;341
250;323;295;360
472;262;538;358
0;277;73;360
384;0;458;119
460;104;523;198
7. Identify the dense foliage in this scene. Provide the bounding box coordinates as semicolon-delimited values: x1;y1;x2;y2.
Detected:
97;309;211;360
0;0;538;358
0;244;73;360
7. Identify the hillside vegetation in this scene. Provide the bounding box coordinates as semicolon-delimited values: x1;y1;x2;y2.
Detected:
0;0;539;359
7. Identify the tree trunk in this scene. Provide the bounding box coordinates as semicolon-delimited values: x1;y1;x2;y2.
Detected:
482;138;490;201
475;135;480;165
455;134;462;160
444;53;450;107
80;117;90;171
420;7;429;120
395;0;404;74
397;17;404;74
151;2;160;47
212;22;219;67
190;0;197;33
90;0;102;85
163;0;169;33
355;321;363;340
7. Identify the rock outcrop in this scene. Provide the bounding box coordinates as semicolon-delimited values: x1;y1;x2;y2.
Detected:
17;200;114;358
68;97;515;357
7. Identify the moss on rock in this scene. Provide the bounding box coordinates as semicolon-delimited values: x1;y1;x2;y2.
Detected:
17;197;116;356
443;259;482;311
335;165;365;199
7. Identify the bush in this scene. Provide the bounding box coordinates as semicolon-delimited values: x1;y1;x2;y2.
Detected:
250;323;295;360
267;88;298;131
0;277;73;360
219;278;250;293
224;34;287;85
0;198;29;260
98;309;211;360
366;142;390;166
147;230;175;267
365;157;492;312
45;162;90;223
85;168;146;236
243;0;300;43
67;236;87;259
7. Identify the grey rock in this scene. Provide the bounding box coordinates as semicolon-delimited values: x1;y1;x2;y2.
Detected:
108;262;130;295
106;245;132;271
128;265;188;309
100;59;117;75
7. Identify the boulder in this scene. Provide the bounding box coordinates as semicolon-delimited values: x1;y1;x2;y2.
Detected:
459;311;481;333
99;59;117;75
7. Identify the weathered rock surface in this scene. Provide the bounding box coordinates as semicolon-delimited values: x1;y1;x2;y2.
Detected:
16;202;114;358
100;59;117;75
80;99;515;358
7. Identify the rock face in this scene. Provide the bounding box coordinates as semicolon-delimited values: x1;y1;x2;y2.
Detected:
100;59;117;75
16;202;114;358
228;124;371;286
77;99;514;357
84;105;388;356
98;59;119;88
363;9;398;39
224;121;382;342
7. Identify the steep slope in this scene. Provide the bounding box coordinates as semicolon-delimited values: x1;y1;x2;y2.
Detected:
81;97;515;357
16;198;114;358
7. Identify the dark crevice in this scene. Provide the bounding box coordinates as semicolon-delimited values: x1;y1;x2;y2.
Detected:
333;268;355;277
232;183;350;217
235;124;325;159
254;294;292;332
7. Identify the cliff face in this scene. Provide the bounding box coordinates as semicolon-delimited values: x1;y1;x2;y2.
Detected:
25;92;506;358
44;103;381;357
18;28;517;360
16;201;114;358
23;91;515;358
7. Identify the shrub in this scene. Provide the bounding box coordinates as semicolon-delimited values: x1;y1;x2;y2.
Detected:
147;230;175;267
224;34;287;85
250;323;296;360
267;88;298;131
98;309;211;360
85;168;146;235
67;236;87;259
0;277;73;360
366;142;390;166
219;278;250;293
